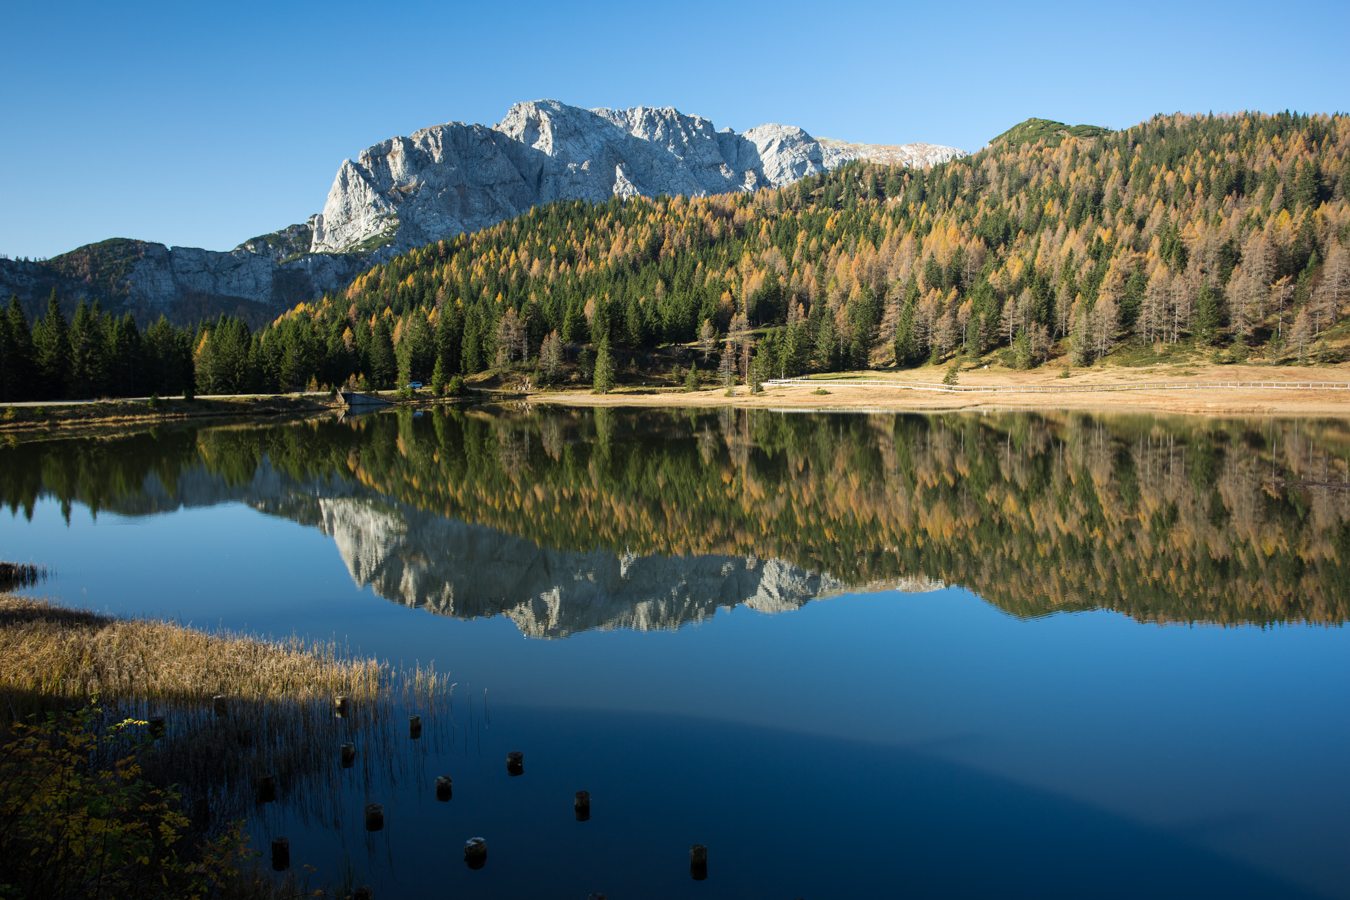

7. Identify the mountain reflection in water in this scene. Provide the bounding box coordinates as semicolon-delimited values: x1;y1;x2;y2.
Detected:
1;406;1345;630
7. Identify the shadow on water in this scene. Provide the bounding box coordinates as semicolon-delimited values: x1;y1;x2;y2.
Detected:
266;703;1324;899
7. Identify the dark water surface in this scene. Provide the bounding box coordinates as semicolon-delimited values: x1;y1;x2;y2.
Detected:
2;407;1348;898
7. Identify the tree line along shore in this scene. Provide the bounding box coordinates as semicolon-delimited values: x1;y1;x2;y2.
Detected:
2;112;1349;408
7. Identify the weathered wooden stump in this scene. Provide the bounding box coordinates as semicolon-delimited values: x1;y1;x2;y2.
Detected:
212;694;228;718
435;775;453;802
271;837;290;871
364;803;384;832
506;750;524;776
334;695;350;718
255;774;276;804
340;742;356;768
574;790;591;821
409;715;422;739
147;716;166;739
350;887;372;900
464;836;488;869
690;844;708;881
192;796;210;828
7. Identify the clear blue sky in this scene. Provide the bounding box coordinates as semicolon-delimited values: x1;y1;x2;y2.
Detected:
3;0;1346;260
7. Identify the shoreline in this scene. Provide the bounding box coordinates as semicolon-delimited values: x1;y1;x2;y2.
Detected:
0;393;341;435
3;364;1348;432
527;364;1350;417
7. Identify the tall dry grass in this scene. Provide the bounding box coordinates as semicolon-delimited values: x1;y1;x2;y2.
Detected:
0;595;386;705
0;595;455;841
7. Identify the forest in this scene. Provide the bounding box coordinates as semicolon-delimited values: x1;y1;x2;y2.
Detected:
2;112;1349;401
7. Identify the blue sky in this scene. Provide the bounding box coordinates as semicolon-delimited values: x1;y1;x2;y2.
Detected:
3;0;1347;260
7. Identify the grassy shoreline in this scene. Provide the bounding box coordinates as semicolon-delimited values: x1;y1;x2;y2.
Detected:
0;593;448;899
528;362;1350;417
3;362;1348;433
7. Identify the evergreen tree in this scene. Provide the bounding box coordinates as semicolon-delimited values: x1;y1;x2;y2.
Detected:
431;356;447;395
592;336;615;394
1;297;35;401
68;300;108;399
368;317;397;388
32;292;69;400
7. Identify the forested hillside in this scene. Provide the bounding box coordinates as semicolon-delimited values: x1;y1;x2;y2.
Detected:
4;112;1349;400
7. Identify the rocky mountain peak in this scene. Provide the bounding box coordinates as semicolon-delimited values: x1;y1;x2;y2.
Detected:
308;99;965;255
1;99;963;322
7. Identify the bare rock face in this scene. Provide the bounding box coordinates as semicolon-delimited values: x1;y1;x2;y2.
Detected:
818;137;966;169
309;99;965;255
3;99;962;323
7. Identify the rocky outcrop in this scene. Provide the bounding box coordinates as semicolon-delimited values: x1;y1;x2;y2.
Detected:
3;100;962;323
310;100;965;255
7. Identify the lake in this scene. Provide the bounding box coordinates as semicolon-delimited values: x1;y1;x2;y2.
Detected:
2;406;1348;898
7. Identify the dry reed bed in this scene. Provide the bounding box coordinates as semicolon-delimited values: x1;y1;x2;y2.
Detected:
0;595;454;831
0;596;386;703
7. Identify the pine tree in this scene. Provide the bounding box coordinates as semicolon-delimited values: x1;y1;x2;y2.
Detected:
1;297;35;401
592;336;615;394
431;356;447;395
32;292;69;400
368;317;396;388
68;300;108;399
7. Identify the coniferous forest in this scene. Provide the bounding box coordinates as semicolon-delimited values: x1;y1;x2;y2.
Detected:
3;112;1349;401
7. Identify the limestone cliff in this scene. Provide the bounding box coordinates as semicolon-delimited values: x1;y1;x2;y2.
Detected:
1;100;962;323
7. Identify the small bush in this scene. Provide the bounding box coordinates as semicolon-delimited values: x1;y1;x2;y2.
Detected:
943;363;960;386
446;375;466;397
0;707;249;900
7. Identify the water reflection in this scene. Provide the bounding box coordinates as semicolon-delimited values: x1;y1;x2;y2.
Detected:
2;407;1346;628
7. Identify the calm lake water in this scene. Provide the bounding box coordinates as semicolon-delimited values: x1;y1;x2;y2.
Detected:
2;407;1349;898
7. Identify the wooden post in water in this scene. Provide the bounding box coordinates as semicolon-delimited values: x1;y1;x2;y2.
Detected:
351;888;372;900
148;716;165;739
574;790;591;821
506;750;524;776
192;797;210;828
435;776;453;801
255;775;276;804
463;837;488;869
340;742;356;768
364;803;384;832
690;844;708;881
409;715;422;739
335;695;350;718
271;837;290;872
212;694;227;718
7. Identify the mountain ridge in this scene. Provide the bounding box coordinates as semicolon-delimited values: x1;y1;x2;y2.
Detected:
0;100;962;324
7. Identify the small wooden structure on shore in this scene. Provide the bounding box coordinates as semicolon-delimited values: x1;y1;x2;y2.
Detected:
338;391;393;409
